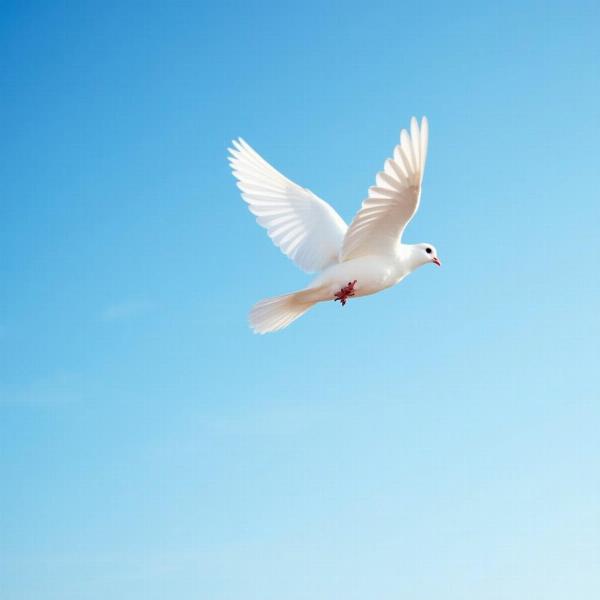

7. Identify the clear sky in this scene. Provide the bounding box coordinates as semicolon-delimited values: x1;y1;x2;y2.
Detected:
1;1;599;598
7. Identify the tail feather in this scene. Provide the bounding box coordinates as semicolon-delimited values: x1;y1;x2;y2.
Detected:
249;287;324;334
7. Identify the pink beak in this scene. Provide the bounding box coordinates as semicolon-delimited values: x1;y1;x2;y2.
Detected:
432;257;441;267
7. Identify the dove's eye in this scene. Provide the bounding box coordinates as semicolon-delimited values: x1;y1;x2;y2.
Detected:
425;248;432;254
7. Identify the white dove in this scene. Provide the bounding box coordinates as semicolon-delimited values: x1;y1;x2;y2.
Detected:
228;116;441;334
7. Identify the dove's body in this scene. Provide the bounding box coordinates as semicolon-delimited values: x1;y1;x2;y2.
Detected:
228;117;441;333
309;247;422;300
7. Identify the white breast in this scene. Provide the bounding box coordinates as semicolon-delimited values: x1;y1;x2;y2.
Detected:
309;255;404;299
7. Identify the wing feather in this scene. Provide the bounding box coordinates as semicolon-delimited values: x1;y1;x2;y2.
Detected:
340;117;429;261
229;139;348;273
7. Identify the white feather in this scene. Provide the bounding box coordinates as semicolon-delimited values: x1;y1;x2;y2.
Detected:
228;139;347;273
340;116;428;261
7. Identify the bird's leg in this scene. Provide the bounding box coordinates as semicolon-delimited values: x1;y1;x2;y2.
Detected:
334;280;357;306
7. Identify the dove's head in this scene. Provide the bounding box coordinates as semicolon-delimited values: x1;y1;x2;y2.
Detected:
413;243;441;268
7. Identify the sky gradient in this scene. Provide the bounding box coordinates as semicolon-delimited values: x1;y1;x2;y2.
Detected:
1;1;599;598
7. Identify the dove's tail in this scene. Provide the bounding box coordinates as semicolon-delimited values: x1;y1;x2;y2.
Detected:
249;286;326;334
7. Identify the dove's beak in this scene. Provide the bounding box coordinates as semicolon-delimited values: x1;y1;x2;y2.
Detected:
432;257;441;267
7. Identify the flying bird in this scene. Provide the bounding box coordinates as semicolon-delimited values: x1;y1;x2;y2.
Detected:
228;117;440;334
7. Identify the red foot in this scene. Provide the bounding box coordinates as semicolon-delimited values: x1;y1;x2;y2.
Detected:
334;280;357;306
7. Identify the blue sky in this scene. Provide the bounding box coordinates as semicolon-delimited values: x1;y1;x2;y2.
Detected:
1;1;599;598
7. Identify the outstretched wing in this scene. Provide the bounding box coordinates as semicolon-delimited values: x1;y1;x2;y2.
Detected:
340;117;429;261
229;139;348;273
